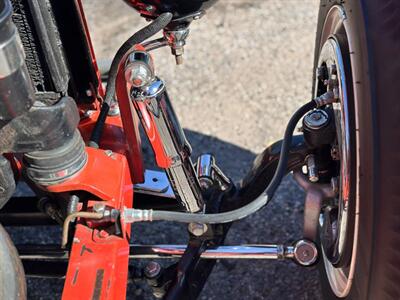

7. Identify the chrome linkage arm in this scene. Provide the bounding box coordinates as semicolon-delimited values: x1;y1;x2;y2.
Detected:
18;239;318;269
128;240;317;266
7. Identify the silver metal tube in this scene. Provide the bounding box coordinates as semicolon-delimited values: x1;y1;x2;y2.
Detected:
129;244;294;260
18;240;317;265
18;244;293;261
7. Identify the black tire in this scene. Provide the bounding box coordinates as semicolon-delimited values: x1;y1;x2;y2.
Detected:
313;1;400;299
0;224;26;299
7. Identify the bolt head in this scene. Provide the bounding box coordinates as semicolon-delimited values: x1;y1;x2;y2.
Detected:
98;230;109;238
144;261;161;279
93;203;106;214
104;150;113;157
145;5;155;12
293;240;318;266
188;223;208;236
304;109;329;130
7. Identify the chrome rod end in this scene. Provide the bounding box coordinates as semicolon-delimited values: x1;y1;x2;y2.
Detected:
293;239;318;266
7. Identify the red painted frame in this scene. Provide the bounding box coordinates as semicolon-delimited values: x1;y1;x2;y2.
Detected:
44;2;145;299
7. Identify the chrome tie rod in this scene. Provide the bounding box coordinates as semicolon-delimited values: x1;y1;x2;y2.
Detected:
18;240;318;267
129;240;318;266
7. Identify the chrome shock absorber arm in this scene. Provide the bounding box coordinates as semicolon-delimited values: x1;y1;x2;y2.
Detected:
125;51;203;212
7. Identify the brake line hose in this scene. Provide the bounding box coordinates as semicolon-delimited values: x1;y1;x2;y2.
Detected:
89;13;173;148
124;99;318;224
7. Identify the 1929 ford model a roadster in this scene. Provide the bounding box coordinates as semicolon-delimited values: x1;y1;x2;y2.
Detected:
0;0;399;299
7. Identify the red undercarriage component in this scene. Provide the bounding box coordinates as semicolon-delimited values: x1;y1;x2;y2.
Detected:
54;97;144;299
30;3;169;299
54;112;137;299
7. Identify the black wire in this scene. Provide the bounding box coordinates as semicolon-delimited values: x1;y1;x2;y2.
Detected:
150;100;317;224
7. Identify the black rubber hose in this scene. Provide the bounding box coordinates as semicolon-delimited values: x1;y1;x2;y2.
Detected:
88;12;173;148
150;100;317;224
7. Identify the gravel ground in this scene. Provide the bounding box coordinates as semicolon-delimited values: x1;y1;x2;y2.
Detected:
8;0;324;299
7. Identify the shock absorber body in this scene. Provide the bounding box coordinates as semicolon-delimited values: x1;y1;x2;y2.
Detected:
125;52;204;212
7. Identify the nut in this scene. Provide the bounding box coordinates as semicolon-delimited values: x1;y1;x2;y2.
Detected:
144;261;161;279
188;222;208;236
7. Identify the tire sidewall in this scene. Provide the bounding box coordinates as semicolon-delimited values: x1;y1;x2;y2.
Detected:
314;1;375;299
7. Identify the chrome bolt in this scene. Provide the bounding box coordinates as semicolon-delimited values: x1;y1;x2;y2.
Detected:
306;155;319;183
104;150;113;157
83;110;95;118
314;91;337;107
144;261;161;279
293;239;318;266
93;203;106;214
188;222;208;236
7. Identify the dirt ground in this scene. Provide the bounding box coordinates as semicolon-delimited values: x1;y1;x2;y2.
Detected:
12;0;324;299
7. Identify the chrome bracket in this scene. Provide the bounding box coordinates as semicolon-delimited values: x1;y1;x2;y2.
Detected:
134;170;175;199
196;154;231;190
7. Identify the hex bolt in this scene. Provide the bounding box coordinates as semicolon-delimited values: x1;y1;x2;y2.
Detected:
93;203;106;214
306;155;319;183
144;261;161;279
188;222;208;236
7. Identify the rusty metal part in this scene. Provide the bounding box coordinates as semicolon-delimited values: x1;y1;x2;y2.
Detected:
293;171;335;241
61;212;104;248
